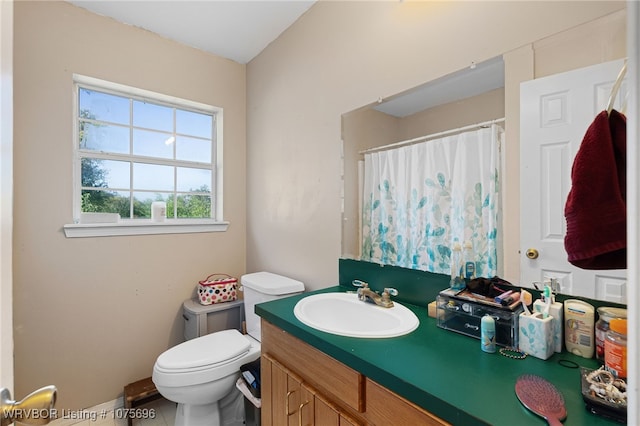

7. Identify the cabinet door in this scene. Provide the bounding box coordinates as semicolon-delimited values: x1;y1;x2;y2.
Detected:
262;353;311;426
339;415;361;426
312;390;339;426
262;354;296;426
314;387;364;426
365;379;449;426
297;382;316;426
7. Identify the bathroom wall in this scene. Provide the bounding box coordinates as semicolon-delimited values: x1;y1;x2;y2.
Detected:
13;2;246;409
246;1;626;290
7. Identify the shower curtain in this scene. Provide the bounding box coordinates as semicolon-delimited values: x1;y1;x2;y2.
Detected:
361;124;502;277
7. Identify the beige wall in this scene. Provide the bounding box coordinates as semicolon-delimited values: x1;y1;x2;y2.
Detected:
247;1;626;290
398;88;505;142
13;2;246;409
341;107;399;259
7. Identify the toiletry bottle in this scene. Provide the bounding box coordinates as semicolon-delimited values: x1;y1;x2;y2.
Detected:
481;315;496;353
595;307;627;362
604;318;627;378
564;299;595;358
463;240;475;279
450;240;464;291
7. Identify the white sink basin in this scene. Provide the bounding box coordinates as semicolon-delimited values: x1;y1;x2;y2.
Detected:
293;292;419;338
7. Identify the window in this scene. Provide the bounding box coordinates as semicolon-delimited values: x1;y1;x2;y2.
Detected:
65;75;227;237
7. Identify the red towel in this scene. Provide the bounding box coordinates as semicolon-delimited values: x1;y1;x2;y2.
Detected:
564;109;626;270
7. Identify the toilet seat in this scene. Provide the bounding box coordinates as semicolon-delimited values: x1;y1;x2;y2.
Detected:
153;329;259;388
156;329;250;372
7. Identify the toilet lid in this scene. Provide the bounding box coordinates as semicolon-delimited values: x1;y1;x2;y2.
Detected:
156;329;250;372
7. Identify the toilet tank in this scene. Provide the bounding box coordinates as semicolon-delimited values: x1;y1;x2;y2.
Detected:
241;272;304;341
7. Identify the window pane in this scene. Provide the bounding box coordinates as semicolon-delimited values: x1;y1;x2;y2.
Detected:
176;194;211;218
79;88;129;125
81;158;130;189
81;189;131;218
76;80;219;221
133;129;173;159
176;135;211;163
176;109;212;138
80;122;129;154
133;163;174;191
133;100;173;132
177;167;211;192
132;192;171;218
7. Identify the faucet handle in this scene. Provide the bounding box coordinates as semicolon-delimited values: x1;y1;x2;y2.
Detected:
352;280;368;288
384;288;398;296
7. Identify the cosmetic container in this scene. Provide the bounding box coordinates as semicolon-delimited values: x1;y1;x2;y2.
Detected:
604;318;627;379
595;307;627;362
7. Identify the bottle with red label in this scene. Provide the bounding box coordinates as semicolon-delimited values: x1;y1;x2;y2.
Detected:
604;318;627;379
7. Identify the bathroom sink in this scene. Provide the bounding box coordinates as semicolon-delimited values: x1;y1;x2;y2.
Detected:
293;292;419;338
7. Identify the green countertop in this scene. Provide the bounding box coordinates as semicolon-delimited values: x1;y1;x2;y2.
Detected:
255;286;620;426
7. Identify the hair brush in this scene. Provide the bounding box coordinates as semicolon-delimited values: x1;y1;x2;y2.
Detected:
515;374;567;425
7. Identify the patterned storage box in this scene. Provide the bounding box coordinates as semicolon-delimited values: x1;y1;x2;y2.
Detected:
197;274;238;305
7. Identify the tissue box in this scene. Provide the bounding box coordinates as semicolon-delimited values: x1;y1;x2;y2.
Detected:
519;312;554;360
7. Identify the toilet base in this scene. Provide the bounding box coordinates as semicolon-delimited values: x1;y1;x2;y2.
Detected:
173;387;245;426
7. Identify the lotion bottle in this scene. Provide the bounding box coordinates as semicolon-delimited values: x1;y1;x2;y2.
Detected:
564;299;595;358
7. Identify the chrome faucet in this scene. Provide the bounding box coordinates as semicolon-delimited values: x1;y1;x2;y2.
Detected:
352;280;398;308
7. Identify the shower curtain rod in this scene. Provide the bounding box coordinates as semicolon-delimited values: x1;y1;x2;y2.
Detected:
359;117;505;154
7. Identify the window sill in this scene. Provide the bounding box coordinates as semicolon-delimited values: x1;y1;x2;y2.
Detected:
63;219;229;238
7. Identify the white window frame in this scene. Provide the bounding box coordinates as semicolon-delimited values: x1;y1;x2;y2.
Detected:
64;75;228;237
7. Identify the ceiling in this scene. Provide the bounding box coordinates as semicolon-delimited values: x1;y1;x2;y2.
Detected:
373;56;505;118
67;0;316;64
67;1;504;117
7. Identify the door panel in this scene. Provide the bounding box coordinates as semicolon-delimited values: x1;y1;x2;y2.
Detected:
520;59;627;302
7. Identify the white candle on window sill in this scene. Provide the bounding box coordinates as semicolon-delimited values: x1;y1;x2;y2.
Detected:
151;202;167;222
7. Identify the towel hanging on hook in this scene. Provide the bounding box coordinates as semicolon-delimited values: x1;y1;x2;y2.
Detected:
606;60;627;116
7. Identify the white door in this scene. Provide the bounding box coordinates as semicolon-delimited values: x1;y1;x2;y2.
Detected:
520;59;627;303
1;0;14;391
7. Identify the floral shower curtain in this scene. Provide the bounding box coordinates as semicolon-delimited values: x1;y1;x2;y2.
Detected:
361;124;502;277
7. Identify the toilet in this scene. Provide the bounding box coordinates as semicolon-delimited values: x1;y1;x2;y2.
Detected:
152;272;304;426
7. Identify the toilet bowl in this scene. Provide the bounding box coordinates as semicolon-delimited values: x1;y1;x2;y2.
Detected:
152;272;304;426
153;329;260;425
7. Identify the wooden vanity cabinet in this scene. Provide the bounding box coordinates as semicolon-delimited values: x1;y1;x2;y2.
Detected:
260;320;449;426
262;353;360;426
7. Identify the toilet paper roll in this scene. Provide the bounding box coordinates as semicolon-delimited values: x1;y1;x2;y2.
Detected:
151;201;167;222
